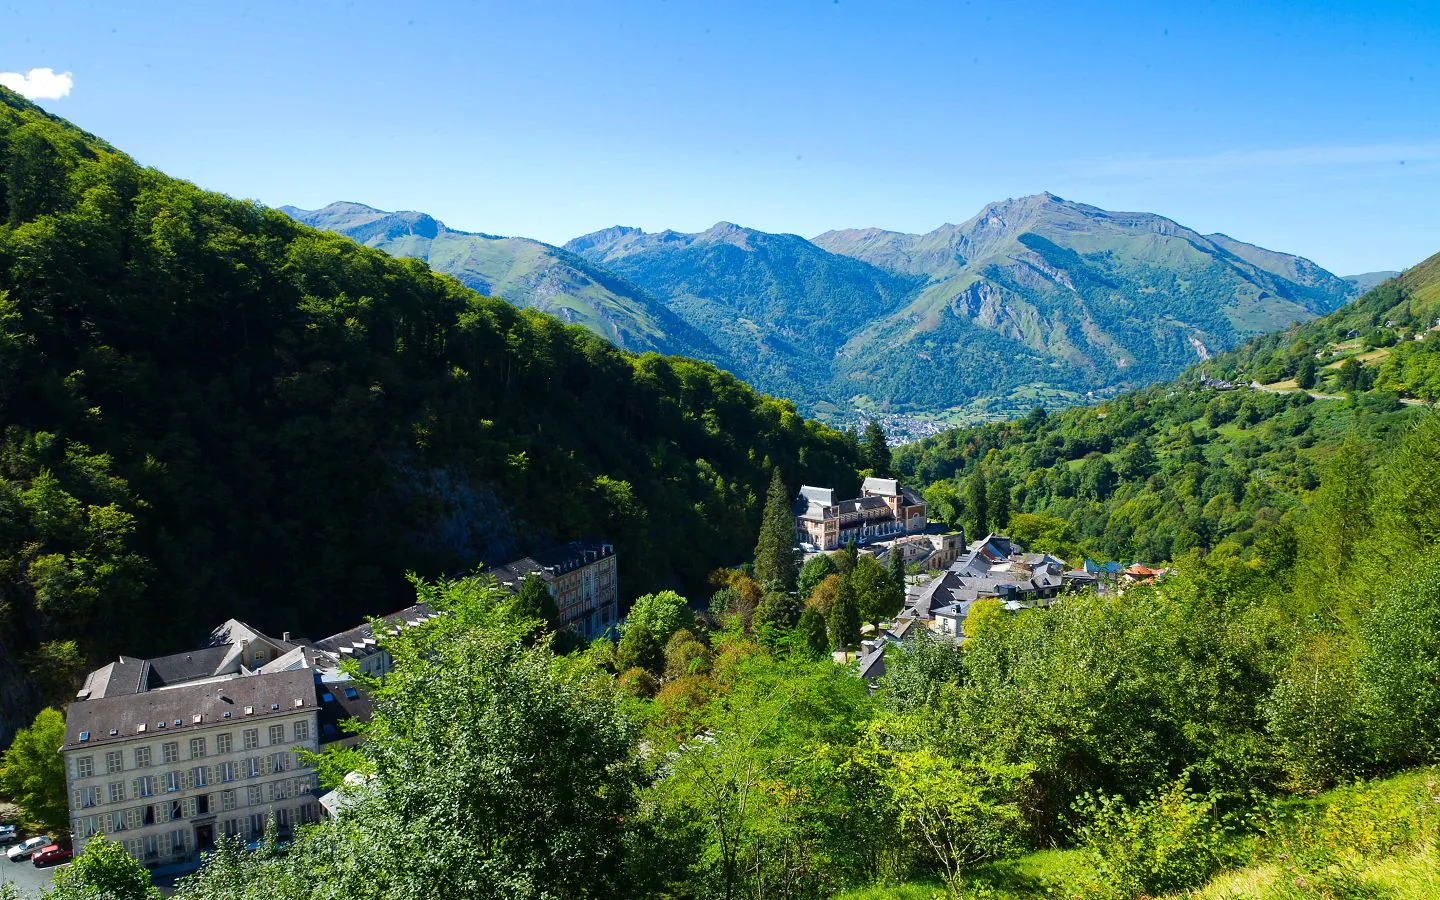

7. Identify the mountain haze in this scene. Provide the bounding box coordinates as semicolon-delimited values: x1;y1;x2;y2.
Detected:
282;202;719;359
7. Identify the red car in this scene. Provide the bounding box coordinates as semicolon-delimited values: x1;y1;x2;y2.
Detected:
31;843;72;867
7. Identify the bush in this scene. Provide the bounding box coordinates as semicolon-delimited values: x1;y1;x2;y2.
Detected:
1073;778;1231;899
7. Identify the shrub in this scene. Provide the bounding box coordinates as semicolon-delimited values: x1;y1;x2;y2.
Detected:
1073;778;1231;899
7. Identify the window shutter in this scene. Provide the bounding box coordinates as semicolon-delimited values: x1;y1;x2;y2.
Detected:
183;770;194;791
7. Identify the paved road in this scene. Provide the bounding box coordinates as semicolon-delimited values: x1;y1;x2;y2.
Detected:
0;856;58;897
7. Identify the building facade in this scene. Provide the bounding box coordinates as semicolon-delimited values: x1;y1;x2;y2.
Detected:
61;602;441;866
63;665;322;866
795;477;928;551
493;540;618;639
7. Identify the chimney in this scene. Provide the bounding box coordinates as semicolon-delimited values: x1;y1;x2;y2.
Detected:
282;631;291;643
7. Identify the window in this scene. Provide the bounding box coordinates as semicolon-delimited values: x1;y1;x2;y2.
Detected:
106;750;124;774
246;785;262;807
110;810;127;832
293;720;310;742
163;742;179;764
196;794;210;815
193;766;208;788
249;813;265;837
245;757;261;779
80;816;99;838
170;829;186;854
269;751;288;773
143;805;155;826
109;781;126;803
216;732;233;755
268;724;285;745
270;780;290;802
164;771;181;793
137;775;153;798
190;737;206;759
76;756;94;778
275;806;291;831
77;785;101;808
170;800;183;822
219;761;237;783
221;789;236;811
243;729;259;750
135;746;151;768
143;835;158;859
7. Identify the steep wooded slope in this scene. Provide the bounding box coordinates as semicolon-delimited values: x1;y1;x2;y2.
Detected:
0;87;860;740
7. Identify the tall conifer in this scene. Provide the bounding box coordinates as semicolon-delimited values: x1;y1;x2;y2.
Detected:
754;468;799;591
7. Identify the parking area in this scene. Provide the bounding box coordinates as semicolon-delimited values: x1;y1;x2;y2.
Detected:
0;856;59;896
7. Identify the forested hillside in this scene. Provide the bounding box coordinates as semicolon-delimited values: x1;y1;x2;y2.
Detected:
0;86;862;740
895;256;1439;564
25;404;1440;900
282;201;722;359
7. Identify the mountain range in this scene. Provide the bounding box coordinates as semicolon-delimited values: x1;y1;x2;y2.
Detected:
279;202;719;359
291;195;1357;423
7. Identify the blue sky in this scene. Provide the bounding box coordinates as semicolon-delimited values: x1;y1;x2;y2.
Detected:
2;0;1437;274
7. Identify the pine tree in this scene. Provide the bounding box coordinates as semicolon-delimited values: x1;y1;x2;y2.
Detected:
827;576;860;650
888;544;908;610
796;608;830;660
966;467;989;540
861;420;891;476
753;468;799;592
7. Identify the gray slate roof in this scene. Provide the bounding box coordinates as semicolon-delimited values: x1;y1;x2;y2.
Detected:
63;668;318;751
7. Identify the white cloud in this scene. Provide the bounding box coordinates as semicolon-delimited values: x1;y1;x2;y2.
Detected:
0;67;74;100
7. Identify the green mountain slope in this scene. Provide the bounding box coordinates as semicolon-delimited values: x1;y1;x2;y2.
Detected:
894;253;1440;564
815;193;1354;416
567;195;1352;422
565;222;925;413
282;201;722;360
0;87;861;740
1344;270;1403;294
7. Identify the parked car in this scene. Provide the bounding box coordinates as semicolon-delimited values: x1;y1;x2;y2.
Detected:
0;824;18;845
6;835;51;861
32;843;73;867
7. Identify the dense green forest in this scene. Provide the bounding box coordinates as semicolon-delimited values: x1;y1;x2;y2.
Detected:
11;402;1440;900
0;86;863;740
895;254;1440;564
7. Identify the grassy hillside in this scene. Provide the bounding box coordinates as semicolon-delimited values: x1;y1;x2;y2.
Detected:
0;86;862;741
282;201;722;360
895;256;1440;564
833;767;1440;899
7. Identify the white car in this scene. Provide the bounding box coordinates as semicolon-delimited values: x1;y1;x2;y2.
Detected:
6;836;51;861
0;824;17;845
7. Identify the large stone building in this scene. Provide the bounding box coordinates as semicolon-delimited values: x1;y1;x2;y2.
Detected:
795;477;928;551
493;539;618;639
61;605;438;866
60;543;619;867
